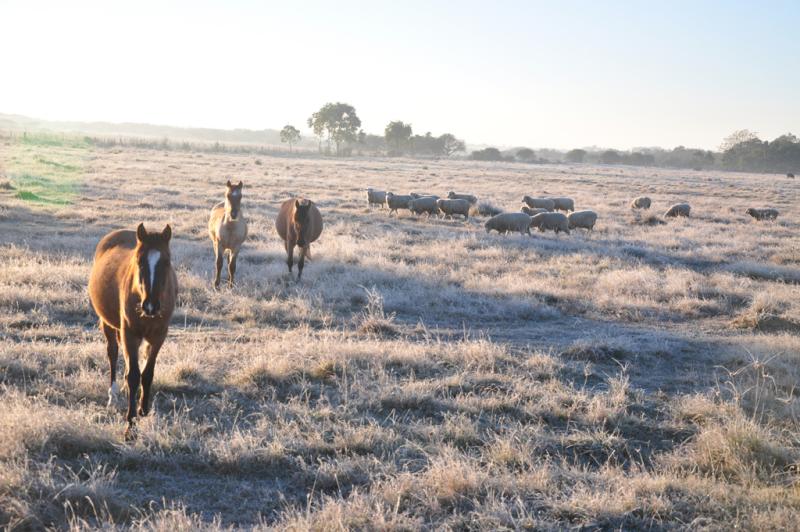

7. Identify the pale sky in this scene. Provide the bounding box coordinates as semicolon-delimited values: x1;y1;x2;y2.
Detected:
1;0;798;150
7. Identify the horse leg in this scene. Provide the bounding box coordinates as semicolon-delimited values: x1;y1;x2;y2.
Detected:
297;244;308;280
101;322;120;408
286;240;294;273
228;249;238;288
121;327;142;439
138;336;164;417
213;242;224;290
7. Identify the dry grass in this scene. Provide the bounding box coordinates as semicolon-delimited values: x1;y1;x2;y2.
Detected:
1;137;799;529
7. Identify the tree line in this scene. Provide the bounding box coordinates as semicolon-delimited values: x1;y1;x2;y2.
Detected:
282;102;797;173
279;102;466;158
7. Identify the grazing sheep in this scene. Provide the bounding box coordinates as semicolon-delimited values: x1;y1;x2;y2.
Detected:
408;196;440;216
385;192;413;214
788;173;795;179
549;197;575;212
664;203;691;218
410;192;439;200
521;206;549;216
477;201;503;217
485;212;533;235
568;210;598;231
746;208;779;221
522;196;555;211
447;191;478;204
630;196;651;209
530;212;570;234
366;188;386;208
436;198;471;220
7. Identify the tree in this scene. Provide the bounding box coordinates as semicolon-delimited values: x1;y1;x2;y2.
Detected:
308;102;362;156
719;129;759;152
600;150;622;164
439;133;465;157
384;121;413;155
279;125;301;153
565;149;586;163
470;147;503;161
516;147;536;162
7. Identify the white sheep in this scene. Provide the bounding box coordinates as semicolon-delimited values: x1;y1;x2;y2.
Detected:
385;192;413;214
530;212;570;234
548;197;575;212
522;196;555;211
366;188;386;208
664;203;691;218
408;196;440;216
447;191;478;204
485;212;533;235
568;210;598;231
436;198;471;220
746;208;779;221
410;192;439;200
521;206;549;216
630;196;651;209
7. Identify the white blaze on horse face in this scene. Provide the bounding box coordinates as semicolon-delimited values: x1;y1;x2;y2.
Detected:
144;250;161;313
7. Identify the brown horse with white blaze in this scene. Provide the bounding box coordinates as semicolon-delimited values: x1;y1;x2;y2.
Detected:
275;198;323;280
208;180;247;289
88;223;178;439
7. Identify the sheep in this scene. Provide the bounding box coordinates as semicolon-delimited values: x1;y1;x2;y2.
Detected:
408;196;440;216
788;173;795;179
447;191;478;204
568;210;598;231
366;188;386;208
436;198;471;220
746;208;779;221
484;212;533;235
522;196;555;211
410;192;439;200
521;206;549;216
664;203;691;218
548;197;575;212
385;192;413;214
530;212;570;234
630;196;651;209
477;201;503;217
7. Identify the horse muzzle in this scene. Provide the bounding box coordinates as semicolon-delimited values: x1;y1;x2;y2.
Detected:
140;299;161;318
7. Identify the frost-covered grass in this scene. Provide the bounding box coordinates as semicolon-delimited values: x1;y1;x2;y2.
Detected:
1;142;799;529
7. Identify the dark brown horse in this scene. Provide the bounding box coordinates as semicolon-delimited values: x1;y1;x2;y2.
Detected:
275;198;323;280
88;223;178;439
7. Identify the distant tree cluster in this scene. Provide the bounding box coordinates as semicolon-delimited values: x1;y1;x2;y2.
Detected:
307;102;362;156
719;130;800;173
289;103;800;174
471;147;504;161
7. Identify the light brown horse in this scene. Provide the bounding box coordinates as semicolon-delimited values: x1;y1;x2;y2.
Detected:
208;180;247;289
88;223;178;439
275;198;323;280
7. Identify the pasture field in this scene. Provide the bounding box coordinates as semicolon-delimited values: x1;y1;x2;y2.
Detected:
1;135;800;530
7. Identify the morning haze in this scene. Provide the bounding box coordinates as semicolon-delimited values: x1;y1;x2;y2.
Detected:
1;0;798;150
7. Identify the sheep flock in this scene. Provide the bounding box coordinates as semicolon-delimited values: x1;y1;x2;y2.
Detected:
366;186;781;238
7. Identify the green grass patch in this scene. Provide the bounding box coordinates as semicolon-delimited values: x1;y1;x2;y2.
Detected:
19;132;90;149
11;172;78;205
34;155;80;172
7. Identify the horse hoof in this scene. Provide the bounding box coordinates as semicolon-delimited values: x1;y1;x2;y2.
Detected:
106;383;120;409
123;424;137;441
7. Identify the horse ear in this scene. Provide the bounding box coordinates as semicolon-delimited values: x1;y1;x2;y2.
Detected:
295;199;301;208
226;180;232;187
136;223;147;242
237;181;243;188
162;224;172;242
